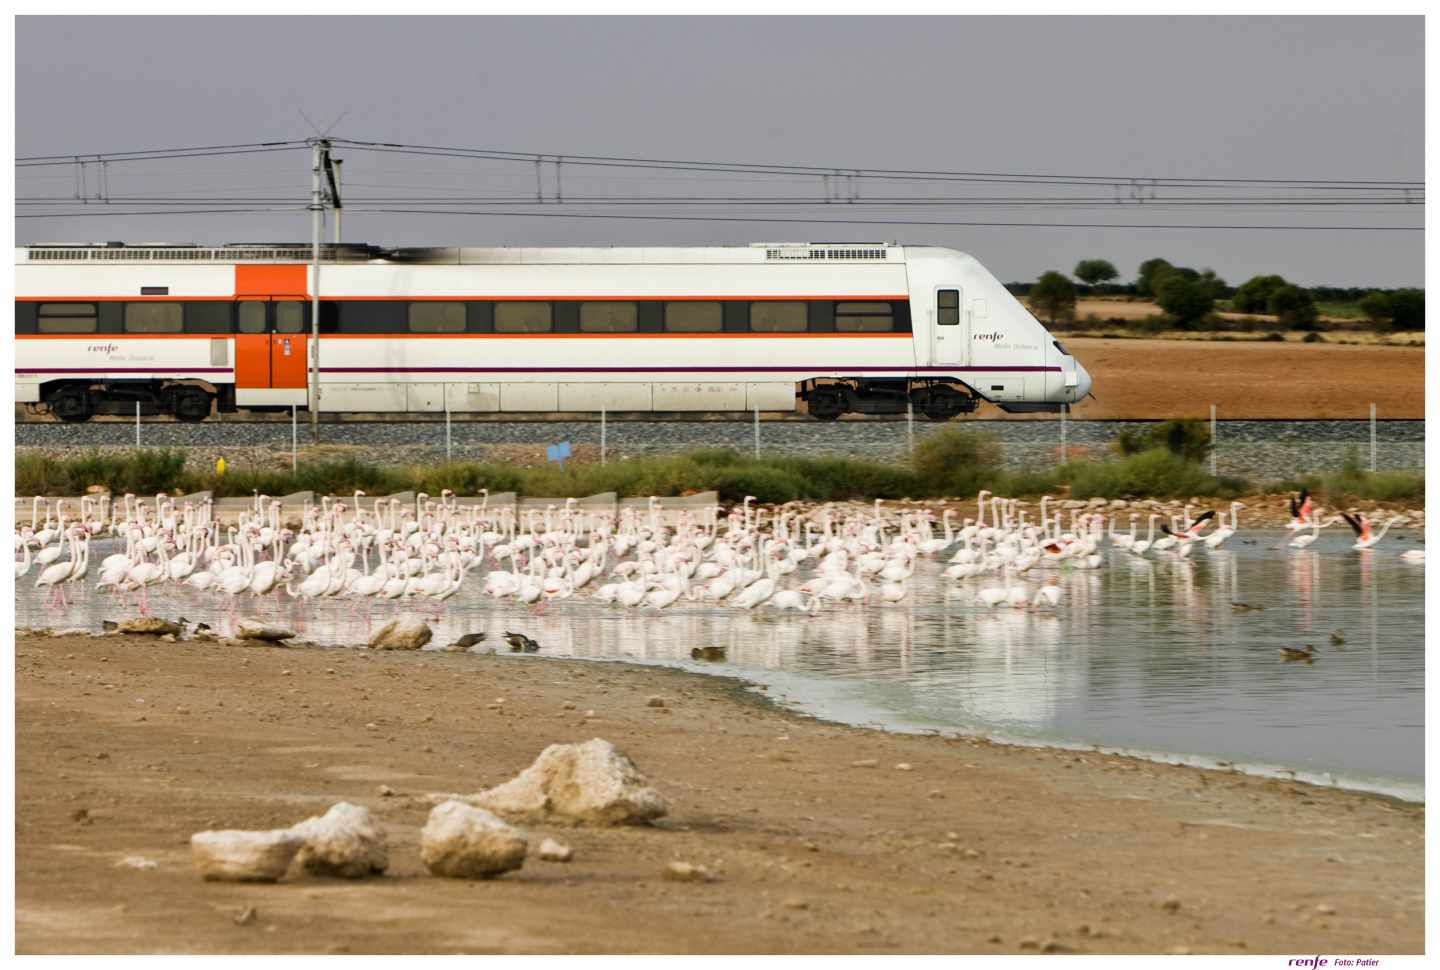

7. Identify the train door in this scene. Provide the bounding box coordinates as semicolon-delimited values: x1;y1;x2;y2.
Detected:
233;298;309;404
931;287;966;366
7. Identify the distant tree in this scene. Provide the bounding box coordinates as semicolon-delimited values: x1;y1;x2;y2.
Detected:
1358;290;1394;325
1388;289;1425;330
1155;275;1214;328
1267;285;1318;330
1136;258;1174;297
1029;271;1077;326
1232;274;1289;314
1197;269;1229;300
1073;259;1119;288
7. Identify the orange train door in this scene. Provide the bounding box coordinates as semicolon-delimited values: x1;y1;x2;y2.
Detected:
233;298;308;391
270;300;309;389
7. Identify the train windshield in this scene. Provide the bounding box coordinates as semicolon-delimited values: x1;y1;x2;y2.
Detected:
1053;340;1070;356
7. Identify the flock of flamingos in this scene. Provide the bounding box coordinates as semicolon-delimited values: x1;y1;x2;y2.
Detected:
16;487;1421;618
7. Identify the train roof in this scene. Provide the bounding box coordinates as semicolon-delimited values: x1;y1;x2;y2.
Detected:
16;242;920;265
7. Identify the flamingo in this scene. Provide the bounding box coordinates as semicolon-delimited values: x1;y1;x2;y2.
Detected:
1339;512;1398;551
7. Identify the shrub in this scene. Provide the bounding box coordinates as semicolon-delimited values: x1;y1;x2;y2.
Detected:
1302;331;1324;343
1113;420;1212;464
915;425;1008;480
1064;449;1242;499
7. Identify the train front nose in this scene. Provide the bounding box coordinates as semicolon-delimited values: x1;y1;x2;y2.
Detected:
1074;362;1093;401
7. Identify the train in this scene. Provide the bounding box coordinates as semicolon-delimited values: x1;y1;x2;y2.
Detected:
15;241;1092;422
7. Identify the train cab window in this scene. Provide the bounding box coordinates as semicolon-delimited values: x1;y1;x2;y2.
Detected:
36;302;98;333
275;301;306;333
408;301;467;333
937;289;960;325
494;302;553;333
664;301;723;332
749;301;807;332
124;302;183;333
237;302;267;333
1053;340;1070;357
834;301;895;332
580;302;638;332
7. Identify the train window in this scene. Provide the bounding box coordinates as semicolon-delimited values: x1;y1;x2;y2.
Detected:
237;302;267;333
835;301;895;332
937;289;960;326
580;302;638;332
1053;340;1070;356
494;302;553;333
664;301;723;332
408;301;467;333
124;302;183;333
750;301;808;332
275;301;306;333
36;302;98;333
184;302;232;333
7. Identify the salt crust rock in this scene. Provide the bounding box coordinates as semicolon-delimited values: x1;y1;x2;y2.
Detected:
420;801;528;879
289;802;388;878
119;617;181;636
235;619;296;642
367;617;433;651
190;829;305;882
433;738;667;826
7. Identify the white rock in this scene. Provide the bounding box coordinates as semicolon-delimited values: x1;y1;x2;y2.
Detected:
235;619;296;642
435;738;667;826
289;802;388;878
537;838;574;862
190;829;305;882
367;617;433;651
48;627;92;638
663;860;718;882
420;801;528;879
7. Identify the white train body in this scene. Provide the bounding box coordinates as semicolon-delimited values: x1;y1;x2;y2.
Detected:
14;242;1090;422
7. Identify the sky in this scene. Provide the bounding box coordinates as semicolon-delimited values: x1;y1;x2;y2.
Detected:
14;15;1425;287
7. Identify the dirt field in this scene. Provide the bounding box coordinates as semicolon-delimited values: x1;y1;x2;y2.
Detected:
15;631;1423;955
1063;337;1424;420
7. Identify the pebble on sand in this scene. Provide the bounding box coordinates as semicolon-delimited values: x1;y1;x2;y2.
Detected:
537;838;574;862
190;829;306;882
663;861;719;883
419;801;528;879
289;802;389;878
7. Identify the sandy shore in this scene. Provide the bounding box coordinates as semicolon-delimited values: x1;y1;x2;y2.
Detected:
15;630;1423;955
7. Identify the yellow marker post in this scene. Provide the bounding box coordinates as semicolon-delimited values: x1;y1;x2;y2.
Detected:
215;457;226;478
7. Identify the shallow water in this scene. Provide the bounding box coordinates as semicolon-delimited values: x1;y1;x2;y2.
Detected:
17;530;1425;801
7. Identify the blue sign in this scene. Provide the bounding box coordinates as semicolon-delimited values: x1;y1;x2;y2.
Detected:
546;441;572;465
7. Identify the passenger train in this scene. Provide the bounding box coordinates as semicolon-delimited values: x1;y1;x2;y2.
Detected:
15;241;1092;422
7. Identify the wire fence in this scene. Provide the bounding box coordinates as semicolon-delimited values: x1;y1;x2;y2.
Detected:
16;408;1425;481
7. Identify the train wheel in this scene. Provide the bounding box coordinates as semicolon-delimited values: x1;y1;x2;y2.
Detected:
922;387;968;422
50;387;93;423
172;388;213;423
808;388;845;421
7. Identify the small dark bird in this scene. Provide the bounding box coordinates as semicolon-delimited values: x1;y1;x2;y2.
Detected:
1281;644;1317;662
1230;602;1263;613
1329;630;1346;646
691;646;727;662
452;632;487;648
504;631;540;653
